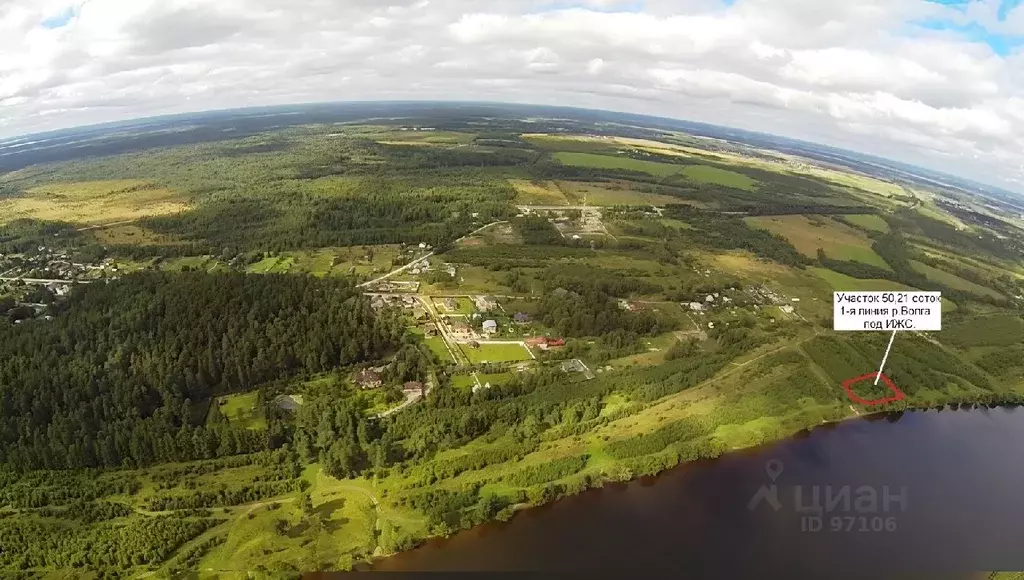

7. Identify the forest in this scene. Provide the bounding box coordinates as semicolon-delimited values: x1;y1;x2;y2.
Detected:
0;272;403;470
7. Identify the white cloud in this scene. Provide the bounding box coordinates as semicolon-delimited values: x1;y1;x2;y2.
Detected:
0;0;1023;191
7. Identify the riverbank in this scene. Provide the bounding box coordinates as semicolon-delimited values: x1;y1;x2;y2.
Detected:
375;407;1024;576
362;356;1024;571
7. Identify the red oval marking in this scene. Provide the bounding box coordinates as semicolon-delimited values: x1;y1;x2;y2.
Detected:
841;372;905;406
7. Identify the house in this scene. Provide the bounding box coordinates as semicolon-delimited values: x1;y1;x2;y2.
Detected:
450;321;474;339
422;323;438;337
475;295;498;311
780;305;795;314
689;302;704;312
546;338;566;348
513;312;530;323
705;295;715;303
526;337;548;348
482;319;498;334
355;369;382;389
403;381;425;396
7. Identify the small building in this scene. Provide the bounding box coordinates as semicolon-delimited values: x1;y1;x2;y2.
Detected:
780;305;795;314
705;295;715;303
355;369;382;389
547;338;566;348
444;298;458;311
403;381;425;396
689;302;704;312
482;320;498;334
526;337;548;348
513;312;531;323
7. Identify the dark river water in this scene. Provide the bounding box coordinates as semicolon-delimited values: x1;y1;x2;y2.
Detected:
375;408;1024;578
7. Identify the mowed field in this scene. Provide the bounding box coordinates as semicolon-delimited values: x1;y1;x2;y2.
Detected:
509;179;570;205
552;152;758;190
557;180;681;206
745;215;890;269
910;260;1004;299
459;342;533;363
842;214;890;233
0;180;190;227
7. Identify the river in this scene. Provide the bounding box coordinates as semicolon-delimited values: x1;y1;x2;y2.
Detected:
376;408;1024;578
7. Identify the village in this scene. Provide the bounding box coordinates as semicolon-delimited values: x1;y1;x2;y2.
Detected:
1;240;809;419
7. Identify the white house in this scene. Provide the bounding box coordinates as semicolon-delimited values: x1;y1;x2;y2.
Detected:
482;320;498;334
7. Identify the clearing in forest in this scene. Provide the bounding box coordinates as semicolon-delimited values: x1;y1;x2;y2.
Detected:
0;180;189;227
745;215;890;270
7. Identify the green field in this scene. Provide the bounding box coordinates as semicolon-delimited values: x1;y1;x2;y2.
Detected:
424;336;455;362
554;151;686;176
557;180;682;206
910;260;1004;299
945;315;1024;348
509;179;570;205
842;214;890;233
459;342;533;363
451;374;478;390
680;165;757;191
552;152;757;191
808;267;911;292
746;215;890;269
211;392;266;430
0;179;190;227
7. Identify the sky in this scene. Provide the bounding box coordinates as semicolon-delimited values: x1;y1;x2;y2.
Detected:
2;0;1024;192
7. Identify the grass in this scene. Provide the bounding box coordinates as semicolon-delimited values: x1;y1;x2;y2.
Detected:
808;267;957;313
459;342;533;363
680;165;757;191
552;153;758;191
557;180;681;206
201;466;427;574
909;260;1004;300
745;215;890;270
91;224;185;246
553;152;689;177
162;256;215;272
211;392;266;430
841;214;890;233
804;168;907;199
945;315;1024;348
451;374;478;390
433;296;477;315
247;257;282;273
476;372;515;386
0;179;189;227
509;179;570;205
424;336;455;363
808;267;912;292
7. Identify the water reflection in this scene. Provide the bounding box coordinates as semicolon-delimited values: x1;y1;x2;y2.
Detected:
377;409;1024;578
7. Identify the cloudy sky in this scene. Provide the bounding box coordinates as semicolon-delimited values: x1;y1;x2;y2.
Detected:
2;0;1024;191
